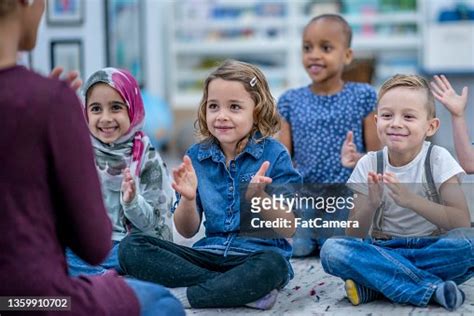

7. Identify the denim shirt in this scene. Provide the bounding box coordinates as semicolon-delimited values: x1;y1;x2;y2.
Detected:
175;136;302;264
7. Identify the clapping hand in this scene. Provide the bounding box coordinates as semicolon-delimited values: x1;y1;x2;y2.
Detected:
121;168;136;203
383;172;416;209
246;161;272;200
341;131;362;168
172;155;198;201
367;171;383;210
50;66;82;92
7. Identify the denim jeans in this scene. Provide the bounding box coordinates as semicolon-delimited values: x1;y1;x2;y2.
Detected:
66;241;122;276
119;233;290;308
124;278;185;316
291;210;325;257
320;228;474;306
292;185;350;257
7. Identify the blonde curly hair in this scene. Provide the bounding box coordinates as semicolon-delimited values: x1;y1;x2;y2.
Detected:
195;59;280;150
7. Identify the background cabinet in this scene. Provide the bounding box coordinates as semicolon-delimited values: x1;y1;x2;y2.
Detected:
167;0;421;109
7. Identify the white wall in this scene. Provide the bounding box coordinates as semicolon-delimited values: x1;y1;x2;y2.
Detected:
143;0;169;97
28;0;473;144
32;0;106;80
30;0;167;97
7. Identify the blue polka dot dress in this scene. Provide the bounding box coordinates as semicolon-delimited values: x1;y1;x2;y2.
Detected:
278;82;376;183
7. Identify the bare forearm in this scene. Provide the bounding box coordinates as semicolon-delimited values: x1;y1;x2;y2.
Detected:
252;192;296;237
452;115;474;173
346;196;376;238
278;119;293;156
409;195;470;230
122;194;157;232
346;207;375;238
261;208;295;238
173;198;201;238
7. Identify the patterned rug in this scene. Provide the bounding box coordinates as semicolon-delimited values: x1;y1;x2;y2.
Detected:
187;257;474;315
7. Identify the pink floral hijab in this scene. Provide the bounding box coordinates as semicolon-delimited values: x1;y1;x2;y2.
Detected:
83;67;148;185
82;68;174;240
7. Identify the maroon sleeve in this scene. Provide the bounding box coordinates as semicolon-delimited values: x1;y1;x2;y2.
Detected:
46;82;112;265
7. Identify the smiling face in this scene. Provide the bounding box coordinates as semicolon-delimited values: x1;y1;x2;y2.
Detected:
376;87;439;166
302;17;352;94
205;78;255;158
86;83;131;144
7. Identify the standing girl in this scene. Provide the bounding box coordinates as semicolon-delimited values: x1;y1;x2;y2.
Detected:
277;14;381;256
119;60;302;309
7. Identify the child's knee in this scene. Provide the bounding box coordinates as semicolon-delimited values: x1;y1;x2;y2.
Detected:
263;251;288;272
254;251;289;285
118;234;150;270
320;237;353;274
447;227;474;240
155;296;186;316
118;235;134;259
444;227;474;250
443;228;474;258
292;238;318;257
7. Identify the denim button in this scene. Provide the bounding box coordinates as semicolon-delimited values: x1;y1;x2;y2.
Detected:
229;186;234;192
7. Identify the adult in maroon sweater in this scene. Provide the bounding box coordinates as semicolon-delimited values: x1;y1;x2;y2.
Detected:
1;66;141;315
0;1;183;315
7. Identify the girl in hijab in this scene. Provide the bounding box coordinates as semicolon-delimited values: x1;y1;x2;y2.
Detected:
66;67;174;276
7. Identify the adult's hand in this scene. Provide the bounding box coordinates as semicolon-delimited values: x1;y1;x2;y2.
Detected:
50;66;82;92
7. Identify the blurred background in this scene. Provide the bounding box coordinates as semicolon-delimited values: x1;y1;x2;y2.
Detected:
22;0;474;170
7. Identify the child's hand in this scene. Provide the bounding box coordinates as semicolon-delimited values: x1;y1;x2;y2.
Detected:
367;171;383;210
341;131;362;168
431;75;468;118
172;155;198;201
245;161;272;200
121;168;136;203
382;172;416;209
49;66;83;92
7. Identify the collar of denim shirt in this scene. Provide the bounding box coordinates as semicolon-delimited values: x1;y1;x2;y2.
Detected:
197;132;265;163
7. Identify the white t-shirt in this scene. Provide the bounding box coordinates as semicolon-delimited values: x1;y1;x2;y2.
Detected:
348;141;465;237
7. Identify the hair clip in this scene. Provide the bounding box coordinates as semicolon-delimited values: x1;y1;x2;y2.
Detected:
250;76;257;87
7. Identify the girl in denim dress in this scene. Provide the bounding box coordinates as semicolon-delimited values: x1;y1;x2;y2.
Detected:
119;60;303;310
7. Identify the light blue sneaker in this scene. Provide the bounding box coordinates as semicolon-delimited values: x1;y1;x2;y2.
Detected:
246;289;278;310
